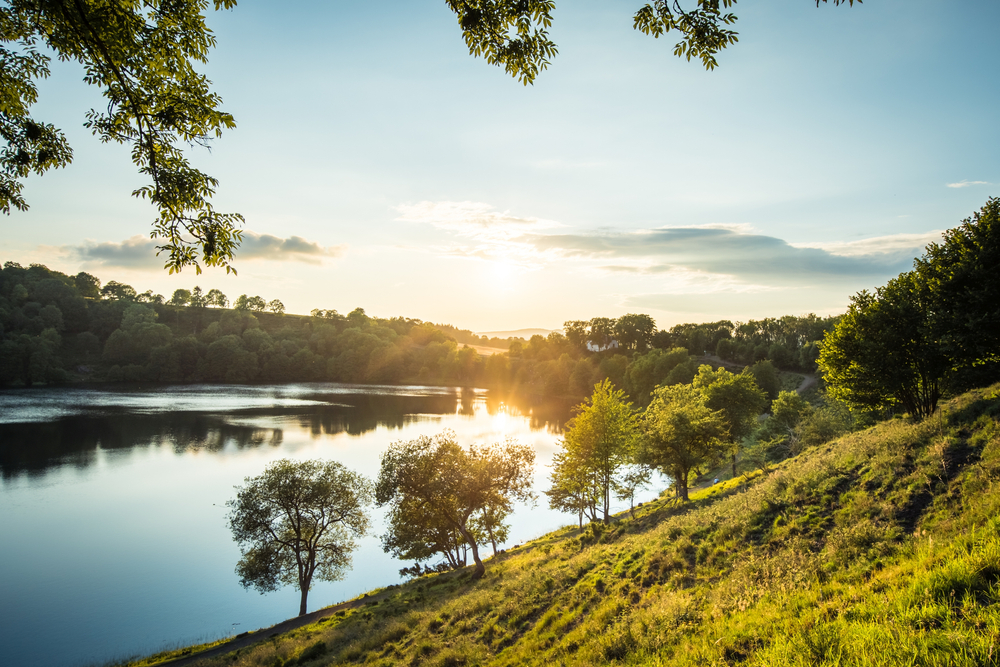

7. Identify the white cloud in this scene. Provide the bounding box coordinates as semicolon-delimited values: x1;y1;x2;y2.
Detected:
946;180;991;188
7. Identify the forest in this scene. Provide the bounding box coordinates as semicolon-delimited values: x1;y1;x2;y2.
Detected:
0;261;836;406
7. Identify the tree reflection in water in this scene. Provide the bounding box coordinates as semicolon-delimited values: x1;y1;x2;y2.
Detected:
0;386;573;479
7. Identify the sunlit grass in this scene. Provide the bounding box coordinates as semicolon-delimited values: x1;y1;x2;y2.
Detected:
143;384;1000;667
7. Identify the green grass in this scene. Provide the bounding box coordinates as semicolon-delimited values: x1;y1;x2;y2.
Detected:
147;384;1000;667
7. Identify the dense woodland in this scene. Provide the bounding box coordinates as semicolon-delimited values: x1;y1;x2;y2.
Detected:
0;261;835;405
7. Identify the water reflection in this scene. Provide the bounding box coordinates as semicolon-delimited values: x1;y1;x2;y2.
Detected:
0;384;573;479
0;384;585;667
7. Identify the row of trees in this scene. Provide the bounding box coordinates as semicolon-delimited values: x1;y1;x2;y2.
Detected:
0;261;809;404
548;369;767;528
819;197;1000;419
81;275;283;316
228;365;849;616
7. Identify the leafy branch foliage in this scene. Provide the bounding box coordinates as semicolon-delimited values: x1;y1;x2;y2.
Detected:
1;0;241;273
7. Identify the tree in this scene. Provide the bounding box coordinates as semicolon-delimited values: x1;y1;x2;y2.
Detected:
623;347;691;405
755;389;811;457
615;464;652;518
449;1;858;82
746;359;780;402
639;383;727;501
545;449;600;529
169;288;191;306
550;379;640;523
1;0;243;273
915;197;1000;391
375;431;535;579
189;286;206;308
226;458;372;617
233;294;265;312
74;272;101;298
818;271;949;419
614;313;657;353
100;280;136;301
692;364;766;477
205;288;228;308
268;299;285;315
563;320;589;351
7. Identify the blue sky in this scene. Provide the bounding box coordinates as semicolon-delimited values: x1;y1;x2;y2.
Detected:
8;0;999;332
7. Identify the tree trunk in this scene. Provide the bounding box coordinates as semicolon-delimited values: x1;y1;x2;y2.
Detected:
458;526;486;579
486;523;498;557
679;470;689;502
298;584;309;616
731;453;737;479
603;483;610;524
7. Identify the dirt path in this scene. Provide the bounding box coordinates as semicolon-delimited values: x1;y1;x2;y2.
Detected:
154;591;389;667
796;374;818;394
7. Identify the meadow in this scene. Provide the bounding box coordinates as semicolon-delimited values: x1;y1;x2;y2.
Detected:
132;383;1000;667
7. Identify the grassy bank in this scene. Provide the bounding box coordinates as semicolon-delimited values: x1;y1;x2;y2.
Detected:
136;384;1000;667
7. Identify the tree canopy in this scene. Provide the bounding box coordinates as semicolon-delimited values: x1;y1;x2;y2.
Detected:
547;379;641;524
639;383;727;501
226;458;373;616
692;364;767;476
819;197;1000;420
375;431;535;579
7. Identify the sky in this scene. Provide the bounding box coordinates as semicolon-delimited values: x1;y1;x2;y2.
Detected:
6;0;999;333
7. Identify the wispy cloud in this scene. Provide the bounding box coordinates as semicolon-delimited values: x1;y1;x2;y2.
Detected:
397;201;564;268
522;226;919;286
400;201;941;294
65;232;344;270
397;201;563;239
792;231;943;258
946;180;991;188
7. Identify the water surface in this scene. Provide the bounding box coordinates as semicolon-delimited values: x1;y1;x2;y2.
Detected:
0;383;657;667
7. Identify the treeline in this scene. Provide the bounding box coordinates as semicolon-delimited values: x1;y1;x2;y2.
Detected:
0;263;501;386
0;262;834;401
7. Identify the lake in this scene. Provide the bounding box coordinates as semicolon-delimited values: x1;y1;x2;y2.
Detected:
0;383;662;667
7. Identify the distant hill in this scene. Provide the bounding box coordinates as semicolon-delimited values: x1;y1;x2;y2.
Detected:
476;328;555;340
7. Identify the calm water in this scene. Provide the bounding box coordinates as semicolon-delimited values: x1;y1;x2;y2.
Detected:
0;383;660;667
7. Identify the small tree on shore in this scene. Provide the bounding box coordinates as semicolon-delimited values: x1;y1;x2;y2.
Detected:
227;459;372;616
376;432;535;579
549;379;640;523
640;384;727;501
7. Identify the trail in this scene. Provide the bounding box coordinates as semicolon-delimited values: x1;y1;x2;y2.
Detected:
796;374;818;394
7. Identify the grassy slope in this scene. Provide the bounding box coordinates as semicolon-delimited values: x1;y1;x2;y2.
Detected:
170;385;1000;667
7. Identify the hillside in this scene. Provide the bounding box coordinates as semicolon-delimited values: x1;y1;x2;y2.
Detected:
135;384;1000;667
